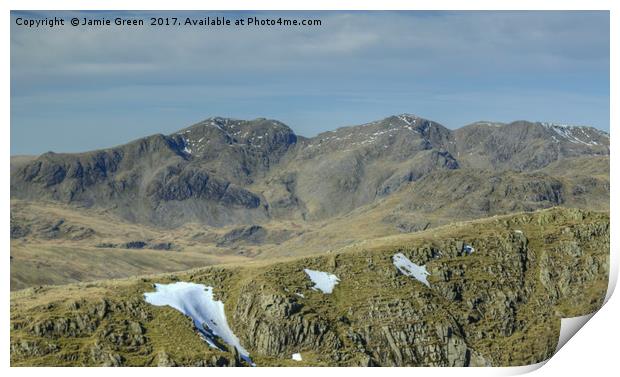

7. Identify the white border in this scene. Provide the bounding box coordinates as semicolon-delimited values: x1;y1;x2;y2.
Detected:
3;1;617;376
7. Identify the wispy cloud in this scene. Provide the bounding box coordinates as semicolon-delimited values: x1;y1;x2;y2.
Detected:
10;10;609;154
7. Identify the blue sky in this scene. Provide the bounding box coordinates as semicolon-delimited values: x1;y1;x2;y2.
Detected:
11;10;609;155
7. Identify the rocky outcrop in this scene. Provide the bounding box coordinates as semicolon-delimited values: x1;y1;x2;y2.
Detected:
232;290;341;358
10;215;95;241
10;208;609;367
95;241;175;251
217;225;267;246
226;209;606;366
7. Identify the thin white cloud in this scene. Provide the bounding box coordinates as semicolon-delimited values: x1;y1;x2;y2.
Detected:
11;11;608;82
10;11;610;154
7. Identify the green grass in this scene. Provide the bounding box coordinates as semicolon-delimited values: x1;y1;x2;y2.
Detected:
10;207;609;367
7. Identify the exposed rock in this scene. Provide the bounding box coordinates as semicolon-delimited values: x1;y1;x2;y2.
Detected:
217;225;267;246
10;116;609;227
124;241;147;249
10;208;609;367
157;351;177;367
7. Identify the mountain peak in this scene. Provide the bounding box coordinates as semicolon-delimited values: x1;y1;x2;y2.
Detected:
170;116;297;158
395;113;420;125
539;121;608;135
537;121;609;146
177;117;294;136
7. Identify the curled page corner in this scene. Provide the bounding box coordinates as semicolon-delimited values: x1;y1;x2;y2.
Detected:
493;312;598;375
555;313;596;353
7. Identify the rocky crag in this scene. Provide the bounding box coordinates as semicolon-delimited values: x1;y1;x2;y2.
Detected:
10;208;609;367
10;115;609;227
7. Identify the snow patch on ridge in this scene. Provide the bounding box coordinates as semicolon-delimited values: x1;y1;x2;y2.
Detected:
464;244;475;255
540;122;605;146
398;114;418;126
392;253;431;287
144;282;254;365
304;269;340;294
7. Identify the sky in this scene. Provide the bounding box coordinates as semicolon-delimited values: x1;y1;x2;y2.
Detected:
10;10;610;155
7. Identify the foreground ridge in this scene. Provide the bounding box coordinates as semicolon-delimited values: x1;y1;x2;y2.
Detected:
10;208;609;367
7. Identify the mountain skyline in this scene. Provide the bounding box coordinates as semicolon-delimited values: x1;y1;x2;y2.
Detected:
10;113;609;231
10;112;610;156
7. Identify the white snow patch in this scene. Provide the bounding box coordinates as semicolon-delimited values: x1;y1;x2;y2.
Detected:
392;253;431;287
295;292;305;298
541;122;601;146
210;122;225;132
144;282;254;365
398;114;416;125
292;353;303;361
304;269;340;294
464;244;475;255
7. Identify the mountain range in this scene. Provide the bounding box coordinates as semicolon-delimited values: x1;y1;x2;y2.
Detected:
9;114;610;366
10;114;609;228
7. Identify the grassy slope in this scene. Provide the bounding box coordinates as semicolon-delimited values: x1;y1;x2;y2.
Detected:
10;154;609;290
10;207;609;366
10;200;251;290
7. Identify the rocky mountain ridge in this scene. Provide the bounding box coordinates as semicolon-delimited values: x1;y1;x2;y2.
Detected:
10;114;609;228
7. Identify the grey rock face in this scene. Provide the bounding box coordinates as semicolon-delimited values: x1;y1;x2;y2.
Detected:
219;209;607;367
9;209;609;367
10;115;609;227
453;121;609;171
